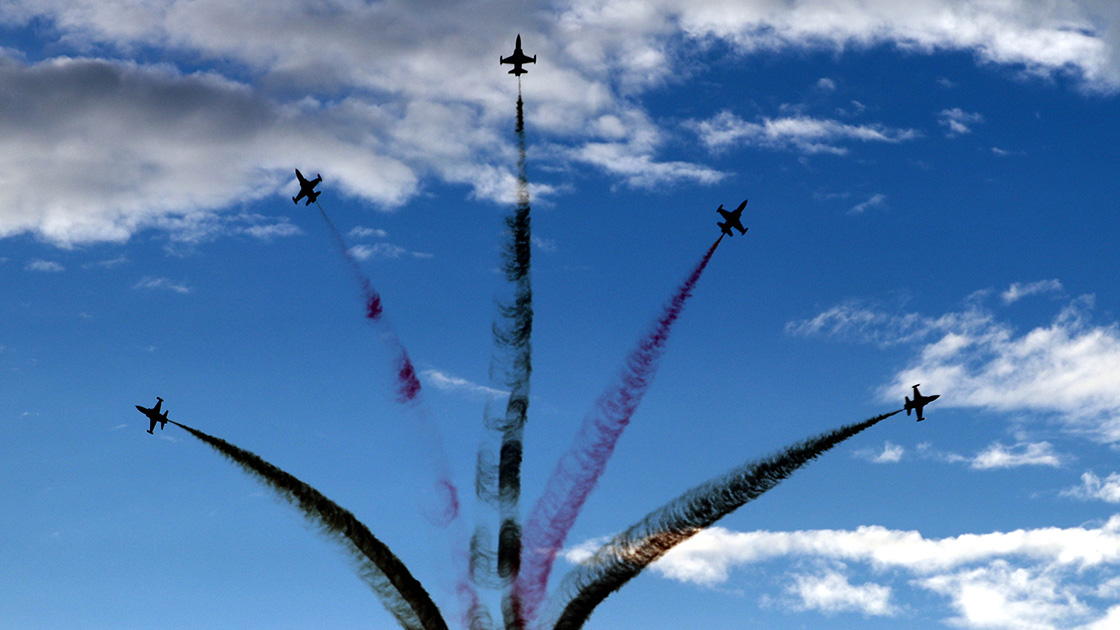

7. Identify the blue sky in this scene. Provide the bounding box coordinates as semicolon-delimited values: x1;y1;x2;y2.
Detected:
3;1;1120;629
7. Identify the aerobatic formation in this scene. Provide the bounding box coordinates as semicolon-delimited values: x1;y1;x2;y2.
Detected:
145;34;940;630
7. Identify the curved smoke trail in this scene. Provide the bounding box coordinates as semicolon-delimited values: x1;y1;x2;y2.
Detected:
537;409;902;630
514;235;723;623
169;420;448;630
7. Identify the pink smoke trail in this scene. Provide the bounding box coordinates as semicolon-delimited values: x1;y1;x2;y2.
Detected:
514;234;724;622
312;201;454;520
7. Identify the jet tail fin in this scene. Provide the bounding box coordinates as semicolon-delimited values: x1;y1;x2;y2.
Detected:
905;396;912;415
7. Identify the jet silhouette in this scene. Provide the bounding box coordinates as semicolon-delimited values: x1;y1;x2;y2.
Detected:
292;169;322;206
137;397;169;434
717;199;748;237
904;384;940;422
500;34;536;76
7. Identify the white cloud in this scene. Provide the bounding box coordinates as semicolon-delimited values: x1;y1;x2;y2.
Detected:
589;517;1120;629
1003;280;1064;304
690;111;918;155
939;107;985;136
969;441;1064;470
133;276;191;294
856;441;905;464
786;300;934;346
794;292;1120;443
532;236;558;253
816;77;836;91
82;256;129;269
921;562;1093;630
849;193;887;215
348;226;389;240
0;0;1118;245
242;221;301;240
25;259;63;272
876;441;904;463
1063;472;1120;503
421;369;508;400
787;570;897;616
349;242;431;261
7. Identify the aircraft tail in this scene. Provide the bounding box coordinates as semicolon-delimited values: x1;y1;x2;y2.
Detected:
718;221;732;235
307;191;320;205
905;396;912;415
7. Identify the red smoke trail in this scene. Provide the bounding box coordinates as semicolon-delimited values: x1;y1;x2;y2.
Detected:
316;202;385;321
313;202;420;403
514;235;723;622
313;201;455;520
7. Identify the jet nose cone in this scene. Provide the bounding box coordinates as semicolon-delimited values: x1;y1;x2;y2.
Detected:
930;394;941;401
135;405;144;412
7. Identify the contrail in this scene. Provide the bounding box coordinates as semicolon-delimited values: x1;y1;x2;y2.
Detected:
538;409;903;630
312;201;455;523
314;201;421;402
514;235;723;622
169;420;448;630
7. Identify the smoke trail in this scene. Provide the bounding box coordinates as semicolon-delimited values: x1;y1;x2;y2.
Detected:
538;410;902;630
314;200;421;404
169;420;448;630
313;201;449;519
315;201;384;321
515;235;723;622
470;82;534;629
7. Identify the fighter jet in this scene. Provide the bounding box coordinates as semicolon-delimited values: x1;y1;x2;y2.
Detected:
500;34;536;76
904;384;940;422
136;397;169;434
292;169;322;206
717;199;749;237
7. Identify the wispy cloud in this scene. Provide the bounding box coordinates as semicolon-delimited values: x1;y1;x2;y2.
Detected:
849;193;887;215
531;236;557;253
133;276;192;294
856;441;904;464
1063;472;1120;503
793;291;1120;443
786;570;897;617
82;256;129;269
938;108;984;136
1002;279;1063;304
243;221;302;240
690;111;918;155
348;226;389;239
349;243;432;261
967;441;1065;470
25;259;64;273
420;369;507;400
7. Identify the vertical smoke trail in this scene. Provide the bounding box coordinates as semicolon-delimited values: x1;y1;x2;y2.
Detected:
469;81;534;629
169;420;448;630
539;410;903;630
514;235;723;622
496;83;533;629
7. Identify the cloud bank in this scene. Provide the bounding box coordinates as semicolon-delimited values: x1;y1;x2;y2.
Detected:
2;0;1120;245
